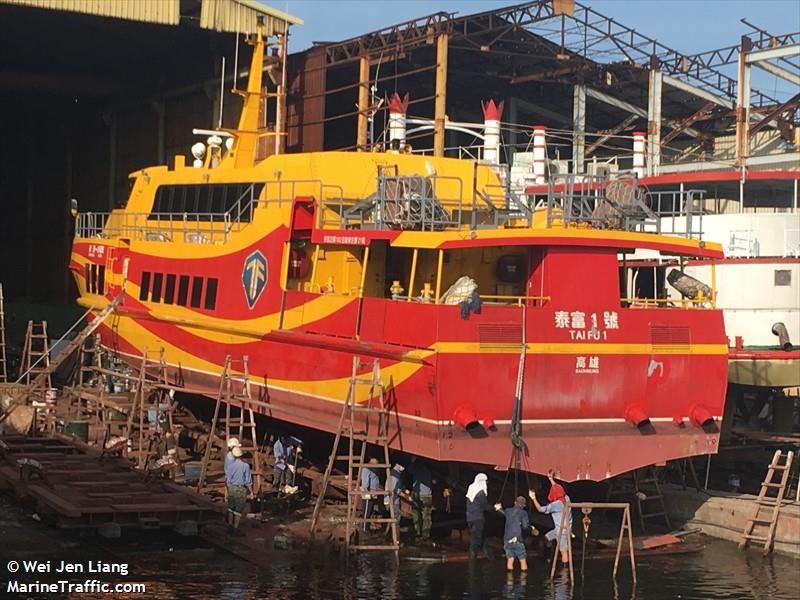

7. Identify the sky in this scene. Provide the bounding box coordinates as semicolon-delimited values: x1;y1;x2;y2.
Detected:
276;0;800;98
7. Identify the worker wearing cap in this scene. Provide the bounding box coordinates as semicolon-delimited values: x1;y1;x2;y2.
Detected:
495;495;535;571
531;471;572;565
224;437;241;479
226;445;252;536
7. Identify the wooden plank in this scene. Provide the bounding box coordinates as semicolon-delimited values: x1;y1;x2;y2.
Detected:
27;485;82;518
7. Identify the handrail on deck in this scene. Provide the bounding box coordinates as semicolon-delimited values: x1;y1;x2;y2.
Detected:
620;296;715;309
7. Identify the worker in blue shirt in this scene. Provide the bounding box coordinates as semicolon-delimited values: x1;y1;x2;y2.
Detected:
384;462;406;534
532;472;573;566
224;437;240;478
360;457;381;530
410;457;434;542
273;436;294;490
495;494;536;571
226;446;253;536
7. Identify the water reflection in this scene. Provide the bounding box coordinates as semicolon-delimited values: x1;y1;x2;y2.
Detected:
3;529;799;600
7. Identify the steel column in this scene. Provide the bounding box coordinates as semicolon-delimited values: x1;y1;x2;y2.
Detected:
647;66;662;176
434;33;449;157
572;84;586;174
735;45;752;165
357;56;369;150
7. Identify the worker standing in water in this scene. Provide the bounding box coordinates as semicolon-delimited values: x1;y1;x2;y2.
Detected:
465;473;494;560
531;471;573;566
495;495;536;571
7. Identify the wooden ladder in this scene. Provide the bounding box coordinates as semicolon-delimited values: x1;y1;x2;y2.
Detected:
21;320;51;388
740;449;794;555
198;355;264;494
0;283;7;383
310;357;398;553
0;292;122;426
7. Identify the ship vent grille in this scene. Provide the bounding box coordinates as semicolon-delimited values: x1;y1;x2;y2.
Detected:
478;323;523;349
650;325;691;351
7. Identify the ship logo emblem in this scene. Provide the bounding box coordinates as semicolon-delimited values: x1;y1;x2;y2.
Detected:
242;250;268;309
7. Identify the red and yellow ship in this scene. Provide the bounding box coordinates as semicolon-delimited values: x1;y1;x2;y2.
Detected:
69;22;727;482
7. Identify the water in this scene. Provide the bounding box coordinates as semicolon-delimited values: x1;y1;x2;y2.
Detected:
2;496;798;600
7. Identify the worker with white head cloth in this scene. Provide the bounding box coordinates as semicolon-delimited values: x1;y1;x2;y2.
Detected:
466;473;494;559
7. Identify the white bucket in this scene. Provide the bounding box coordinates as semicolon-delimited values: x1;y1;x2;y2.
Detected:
45;388;57;404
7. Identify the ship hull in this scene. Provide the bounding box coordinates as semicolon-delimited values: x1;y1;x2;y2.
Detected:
92;306;725;482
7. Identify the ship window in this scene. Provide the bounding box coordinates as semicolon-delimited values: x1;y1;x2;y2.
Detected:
97;265;105;293
204;278;218;310
775;270;791;286
177;275;190;306
149;183;263;221
190;276;203;308
151;273;164;303
140;271;151;301
84;264;91;292
89;264;98;294
164;274;176;304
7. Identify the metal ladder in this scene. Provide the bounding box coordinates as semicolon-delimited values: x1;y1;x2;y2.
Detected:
607;466;671;532
632;466;672;532
740;449;794;555
310;357;399;553
0;283;7;383
198;355;263;494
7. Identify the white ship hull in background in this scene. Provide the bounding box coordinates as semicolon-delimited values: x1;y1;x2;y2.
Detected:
662;212;799;388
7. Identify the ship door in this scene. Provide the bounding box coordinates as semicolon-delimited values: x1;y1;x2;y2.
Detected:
104;241;130;299
289;196;316;240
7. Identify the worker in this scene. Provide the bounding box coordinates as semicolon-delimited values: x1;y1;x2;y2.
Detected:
466;473;493;560
224;437;241;478
360;457;381;530
409;457;434;542
531;471;573;565
384;462;406;535
226;445;253;536
272;435;294;490
494;495;536;572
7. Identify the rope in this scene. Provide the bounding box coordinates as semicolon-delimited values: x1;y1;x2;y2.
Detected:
499;304;532;505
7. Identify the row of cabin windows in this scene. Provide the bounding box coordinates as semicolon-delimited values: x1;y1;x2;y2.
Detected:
148;183;264;221
139;272;218;310
85;264;105;294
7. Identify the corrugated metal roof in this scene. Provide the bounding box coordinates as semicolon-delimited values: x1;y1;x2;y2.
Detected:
1;0;180;24
200;0;302;35
1;0;303;33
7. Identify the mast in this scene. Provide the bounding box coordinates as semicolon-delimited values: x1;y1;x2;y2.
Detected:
226;16;266;168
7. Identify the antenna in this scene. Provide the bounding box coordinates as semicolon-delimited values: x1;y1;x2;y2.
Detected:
233;7;241;91
218;56;226;129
